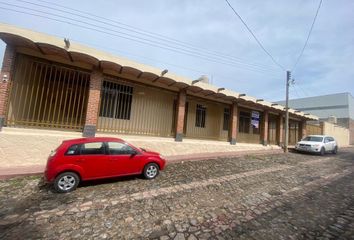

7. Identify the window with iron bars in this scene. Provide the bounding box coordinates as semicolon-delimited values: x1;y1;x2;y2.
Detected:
195;104;206;128
100;81;133;120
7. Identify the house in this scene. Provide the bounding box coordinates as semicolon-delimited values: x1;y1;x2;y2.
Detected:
0;23;317;147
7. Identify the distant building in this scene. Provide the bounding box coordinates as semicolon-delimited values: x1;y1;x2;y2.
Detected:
276;92;354;145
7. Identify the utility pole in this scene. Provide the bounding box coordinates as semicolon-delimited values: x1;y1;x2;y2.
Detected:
284;70;291;153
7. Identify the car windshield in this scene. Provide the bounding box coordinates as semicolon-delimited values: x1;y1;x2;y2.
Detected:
302;136;323;142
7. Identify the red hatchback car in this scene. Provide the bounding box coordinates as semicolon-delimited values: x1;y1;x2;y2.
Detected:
45;137;166;193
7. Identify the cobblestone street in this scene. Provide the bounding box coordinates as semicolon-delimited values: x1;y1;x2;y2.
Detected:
1;148;354;240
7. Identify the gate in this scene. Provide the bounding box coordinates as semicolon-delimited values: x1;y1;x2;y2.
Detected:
6;54;90;130
306;124;322;135
268;119;277;144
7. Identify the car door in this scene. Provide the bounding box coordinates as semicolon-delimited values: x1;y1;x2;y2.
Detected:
329;137;336;150
77;142;110;179
323;137;332;151
106;141;142;176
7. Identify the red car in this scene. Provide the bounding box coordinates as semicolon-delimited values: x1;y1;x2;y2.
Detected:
44;137;166;193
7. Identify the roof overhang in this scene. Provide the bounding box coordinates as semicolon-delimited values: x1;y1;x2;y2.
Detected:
0;23;318;121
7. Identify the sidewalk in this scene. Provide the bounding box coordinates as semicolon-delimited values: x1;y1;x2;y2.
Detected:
0;127;283;179
0;148;283;180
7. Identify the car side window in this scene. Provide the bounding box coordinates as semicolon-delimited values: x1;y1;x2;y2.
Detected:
329;137;334;142
107;142;135;155
80;142;105;155
324;137;330;143
66;144;79;155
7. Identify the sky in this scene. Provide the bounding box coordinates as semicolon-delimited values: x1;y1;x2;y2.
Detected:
0;0;353;102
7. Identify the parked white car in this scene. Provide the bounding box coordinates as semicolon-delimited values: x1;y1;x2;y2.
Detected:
295;135;338;155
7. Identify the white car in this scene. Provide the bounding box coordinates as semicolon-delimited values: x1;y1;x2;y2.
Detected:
295;135;338;155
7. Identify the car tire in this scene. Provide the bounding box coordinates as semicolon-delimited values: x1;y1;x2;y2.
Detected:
54;172;80;193
143;163;159;179
332;146;338;154
320;147;325;156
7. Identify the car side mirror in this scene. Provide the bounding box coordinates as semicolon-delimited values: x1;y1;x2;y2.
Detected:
129;150;138;156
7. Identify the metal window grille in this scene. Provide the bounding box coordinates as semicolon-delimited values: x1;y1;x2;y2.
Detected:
223;108;230;131
6;54;90;130
195;104;206;128
99;81;133;120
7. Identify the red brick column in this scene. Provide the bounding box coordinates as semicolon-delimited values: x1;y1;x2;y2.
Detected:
261;110;269;145
229;102;238;145
175;90;186;141
277;114;284;146
82;70;103;137
0;45;16;131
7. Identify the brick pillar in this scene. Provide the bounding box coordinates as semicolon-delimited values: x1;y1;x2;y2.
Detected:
229;102;238;145
261;110;269;145
0;45;16;131
300;120;307;139
82;70;103;137
175;89;186;141
277;114;284;146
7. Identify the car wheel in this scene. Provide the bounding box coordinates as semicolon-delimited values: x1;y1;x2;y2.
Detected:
320;147;325;156
54;172;80;193
143;163;159;179
332;146;338;154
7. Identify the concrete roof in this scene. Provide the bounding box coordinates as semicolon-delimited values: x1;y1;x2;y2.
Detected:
0;23;318;121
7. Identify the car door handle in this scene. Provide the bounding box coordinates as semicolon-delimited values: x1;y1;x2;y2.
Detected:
75;159;85;163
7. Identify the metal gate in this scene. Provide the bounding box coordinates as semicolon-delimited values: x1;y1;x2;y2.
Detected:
6;54;90;130
289;121;299;145
268;119;277;144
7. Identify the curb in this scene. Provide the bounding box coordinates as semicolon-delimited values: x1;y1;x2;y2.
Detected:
0;165;44;180
165;149;283;164
0;149;283;180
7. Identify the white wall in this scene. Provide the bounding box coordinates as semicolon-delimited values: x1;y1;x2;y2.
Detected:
322;122;350;147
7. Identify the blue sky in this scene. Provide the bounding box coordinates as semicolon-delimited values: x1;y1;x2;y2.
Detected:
0;0;353;102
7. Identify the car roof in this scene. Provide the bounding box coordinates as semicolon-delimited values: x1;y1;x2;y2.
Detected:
306;135;333;138
62;137;124;144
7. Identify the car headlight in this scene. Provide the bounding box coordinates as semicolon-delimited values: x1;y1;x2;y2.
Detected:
312;144;320;148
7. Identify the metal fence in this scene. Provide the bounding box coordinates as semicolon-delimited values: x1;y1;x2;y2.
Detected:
6;54;90;130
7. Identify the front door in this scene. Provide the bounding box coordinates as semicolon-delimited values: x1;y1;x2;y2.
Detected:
78;142;109;179
106;142;142;176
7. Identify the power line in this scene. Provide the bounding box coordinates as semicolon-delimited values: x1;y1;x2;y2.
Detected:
290;84;302;99
224;0;286;71
15;0;281;72
295;82;312;97
36;0;281;71
0;3;281;75
67;37;253;82
292;0;323;71
0;4;283;76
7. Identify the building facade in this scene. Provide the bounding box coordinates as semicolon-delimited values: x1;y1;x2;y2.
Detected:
277;93;354;145
0;24;316;146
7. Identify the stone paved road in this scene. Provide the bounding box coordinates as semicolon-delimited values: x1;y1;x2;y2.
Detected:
1;148;354;240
